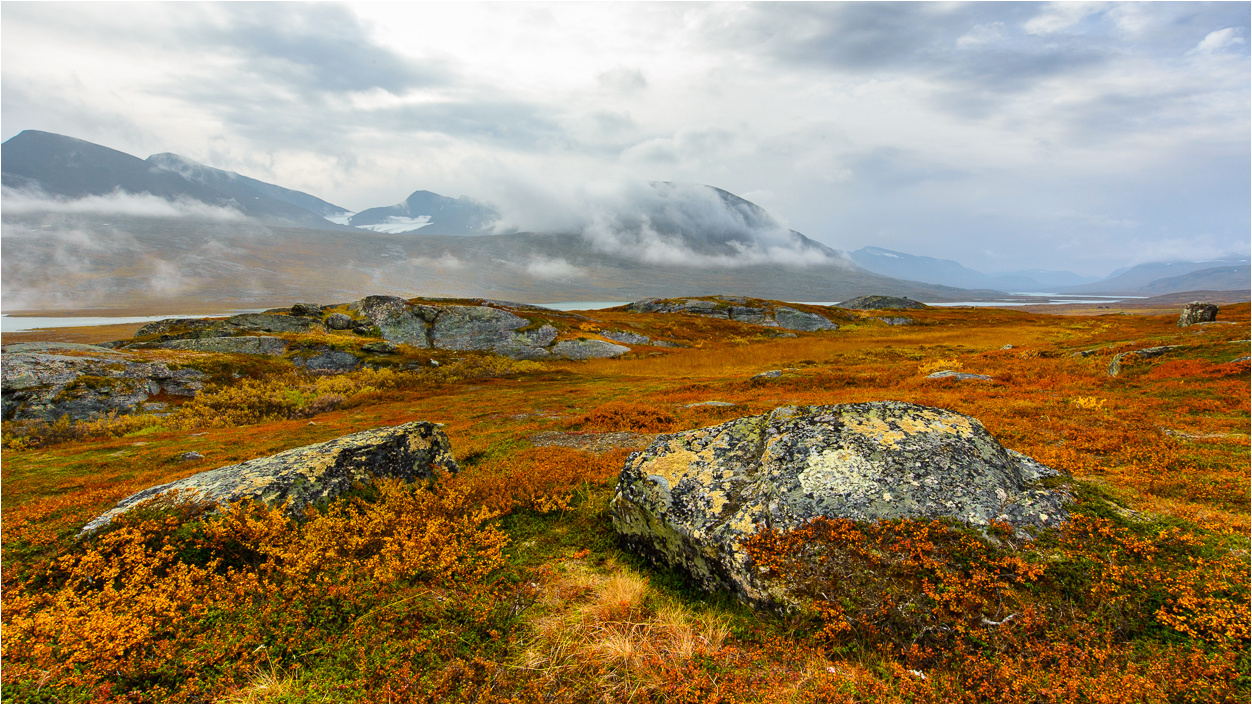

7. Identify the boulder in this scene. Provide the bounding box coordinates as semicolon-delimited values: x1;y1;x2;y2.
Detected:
80;421;459;536
1178;302;1218;327
838;295;928;310
361;341;399;354
290;303;323;317
878;317;913;326
152;336;289;356
551;339;631;360
2;351;204;421
326;313;354;330
135;318;224;338
226;313;324;334
292;349;361;374
626;297;835;332
433;306;555;355
600;330;653;345
610;402;1068;607
1107;345;1183;376
352;296;434;346
774;307;836;332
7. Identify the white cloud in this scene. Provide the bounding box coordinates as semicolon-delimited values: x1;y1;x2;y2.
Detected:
956;22;1004;48
1;187;247;220
1190;28;1244;55
524;257;582;279
1023;2;1104;36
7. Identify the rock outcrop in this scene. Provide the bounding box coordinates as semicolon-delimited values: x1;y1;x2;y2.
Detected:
927;370;993;381
838;295;928;310
610;402;1068;607
118;297;637;362
625;296;837;331
80;421;459;535
1178;302;1218;327
1;344;204;421
1107;345;1183;376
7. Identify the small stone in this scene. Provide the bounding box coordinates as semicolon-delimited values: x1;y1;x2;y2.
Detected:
326;313;353;330
1001;344;1013;350
926;370;993;381
180;451;205;461
361;341;399;354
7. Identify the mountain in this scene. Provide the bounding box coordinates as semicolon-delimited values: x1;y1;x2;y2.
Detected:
1139;265;1251;295
346;190;500;235
1;130;351;229
2;130;1013;309
146;153;351;220
848;246;1096;292
1061;257;1251;294
1;212;1001;310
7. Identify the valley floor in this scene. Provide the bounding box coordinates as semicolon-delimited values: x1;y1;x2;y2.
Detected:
2;302;1249;702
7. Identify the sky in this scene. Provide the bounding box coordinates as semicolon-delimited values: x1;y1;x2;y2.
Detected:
2;1;1249;277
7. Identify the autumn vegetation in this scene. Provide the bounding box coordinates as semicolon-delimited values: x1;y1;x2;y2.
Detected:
2;302;1249;702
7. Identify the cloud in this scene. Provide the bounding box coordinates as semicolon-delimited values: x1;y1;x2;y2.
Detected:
486;177;836;269
597;67;648;93
1190;28;1245;55
1022;3;1104;36
1;187;247;220
524;257;582;279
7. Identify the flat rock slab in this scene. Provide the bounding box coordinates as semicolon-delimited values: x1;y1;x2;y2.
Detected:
80;421;459;536
610;402;1068;607
927;370;994;381
152;336;289;356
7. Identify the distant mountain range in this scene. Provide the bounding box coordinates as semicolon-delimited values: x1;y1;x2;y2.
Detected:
847;246;1100;292
2;130;1246;309
848;246;1249;297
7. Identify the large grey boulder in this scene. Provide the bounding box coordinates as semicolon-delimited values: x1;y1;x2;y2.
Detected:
838;295;928;310
1178;302;1218;327
432;305;557;357
135;318;224;338
774;307;837;331
80;421;459;536
625;296;836;332
226;313;324;334
351;295;435;346
610;402;1068;607
2;349;204;421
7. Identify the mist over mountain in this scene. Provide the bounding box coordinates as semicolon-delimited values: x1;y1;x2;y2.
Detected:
1;131;352;229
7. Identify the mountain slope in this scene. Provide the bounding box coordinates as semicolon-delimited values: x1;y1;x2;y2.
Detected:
348;190;500;235
1;131;349;229
848;246;1095;291
1062;258;1252;294
1139;265;1251;295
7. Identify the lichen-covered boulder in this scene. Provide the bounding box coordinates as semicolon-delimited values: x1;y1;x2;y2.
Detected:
774;307;837;331
838;295;928;310
610;402;1068;607
226;313;324;334
1;348;204;421
351;296;435;346
80;421;459;536
1178;302;1218;327
326;312;354;330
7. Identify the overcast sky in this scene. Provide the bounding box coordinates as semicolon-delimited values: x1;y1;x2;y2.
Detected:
3;2;1248;276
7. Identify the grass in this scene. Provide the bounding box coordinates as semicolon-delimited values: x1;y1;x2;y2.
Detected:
1;301;1248;702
